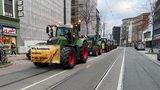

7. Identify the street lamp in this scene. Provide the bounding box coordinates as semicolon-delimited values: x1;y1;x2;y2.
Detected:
64;0;66;24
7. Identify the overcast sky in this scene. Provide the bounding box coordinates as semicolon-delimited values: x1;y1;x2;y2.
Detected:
97;0;152;34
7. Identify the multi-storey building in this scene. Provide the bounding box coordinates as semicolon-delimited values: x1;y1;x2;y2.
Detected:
153;0;160;47
0;0;20;53
71;0;97;35
101;22;107;38
112;26;120;46
143;14;152;48
19;0;71;53
132;13;149;44
121;18;133;46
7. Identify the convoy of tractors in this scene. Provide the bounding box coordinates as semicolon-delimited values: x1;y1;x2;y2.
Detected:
30;24;117;69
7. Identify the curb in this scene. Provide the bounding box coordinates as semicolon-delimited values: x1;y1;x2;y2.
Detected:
0;62;13;68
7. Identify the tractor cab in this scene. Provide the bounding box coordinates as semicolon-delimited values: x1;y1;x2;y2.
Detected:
46;24;80;45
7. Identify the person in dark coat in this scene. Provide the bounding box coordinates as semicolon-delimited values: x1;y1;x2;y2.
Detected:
11;42;16;55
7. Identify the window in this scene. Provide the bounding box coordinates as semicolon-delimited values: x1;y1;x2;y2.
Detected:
4;0;13;17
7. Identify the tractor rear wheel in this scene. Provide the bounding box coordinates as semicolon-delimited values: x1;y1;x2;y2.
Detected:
105;46;109;52
92;46;99;56
34;62;49;68
80;42;88;63
61;47;76;69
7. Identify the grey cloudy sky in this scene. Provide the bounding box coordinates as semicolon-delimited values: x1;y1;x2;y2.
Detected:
97;0;152;34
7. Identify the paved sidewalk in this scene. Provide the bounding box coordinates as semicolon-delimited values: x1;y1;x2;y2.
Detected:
145;48;160;53
7;54;31;65
0;54;33;76
138;49;160;65
8;54;28;61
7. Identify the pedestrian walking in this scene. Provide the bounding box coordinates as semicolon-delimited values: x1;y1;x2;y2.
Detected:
11;42;16;55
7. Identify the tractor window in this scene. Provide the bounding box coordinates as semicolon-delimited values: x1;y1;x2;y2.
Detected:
56;27;69;36
87;35;95;40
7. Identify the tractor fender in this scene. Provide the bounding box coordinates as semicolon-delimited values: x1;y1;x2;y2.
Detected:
74;38;88;47
96;41;102;46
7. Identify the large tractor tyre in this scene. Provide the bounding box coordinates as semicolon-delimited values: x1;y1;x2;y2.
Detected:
92;46;99;56
80;42;88;63
34;62;49;68
105;46;109;52
61;47;76;69
98;46;103;55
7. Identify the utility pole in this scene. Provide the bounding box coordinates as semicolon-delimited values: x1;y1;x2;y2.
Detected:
64;0;66;24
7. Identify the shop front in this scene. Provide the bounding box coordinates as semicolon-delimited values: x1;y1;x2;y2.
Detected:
0;26;17;54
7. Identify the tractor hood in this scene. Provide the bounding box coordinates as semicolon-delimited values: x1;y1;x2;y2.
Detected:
47;36;67;45
47;37;59;45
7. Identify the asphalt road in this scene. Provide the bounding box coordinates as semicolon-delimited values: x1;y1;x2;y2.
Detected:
0;47;123;90
123;48;160;90
0;47;160;90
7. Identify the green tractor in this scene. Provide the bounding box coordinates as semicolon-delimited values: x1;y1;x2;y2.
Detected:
87;34;102;56
101;38;110;52
31;24;88;69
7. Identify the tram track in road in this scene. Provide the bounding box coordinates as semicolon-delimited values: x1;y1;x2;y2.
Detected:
20;52;115;90
0;47;122;90
93;49;123;90
0;65;63;88
0;69;51;88
43;48;123;90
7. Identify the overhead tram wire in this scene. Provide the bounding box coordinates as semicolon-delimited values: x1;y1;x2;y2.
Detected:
104;0;114;16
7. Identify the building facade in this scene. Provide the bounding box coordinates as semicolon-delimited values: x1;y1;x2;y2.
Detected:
19;0;71;53
132;13;149;44
143;14;152;48
101;22;107;38
0;0;20;53
71;0;97;35
153;0;160;48
121;18;133;46
112;26;120;46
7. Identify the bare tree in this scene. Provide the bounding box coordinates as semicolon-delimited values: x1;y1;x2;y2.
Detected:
79;0;96;34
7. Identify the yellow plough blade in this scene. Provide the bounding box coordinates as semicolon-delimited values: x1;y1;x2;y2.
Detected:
31;45;60;64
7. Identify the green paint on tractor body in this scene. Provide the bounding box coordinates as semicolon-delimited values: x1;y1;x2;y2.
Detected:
31;24;89;69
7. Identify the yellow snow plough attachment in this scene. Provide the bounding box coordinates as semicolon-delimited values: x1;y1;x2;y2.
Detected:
31;45;60;64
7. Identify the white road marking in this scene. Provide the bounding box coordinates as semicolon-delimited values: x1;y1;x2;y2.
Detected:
95;52;121;90
117;48;126;90
20;70;67;90
20;49;120;90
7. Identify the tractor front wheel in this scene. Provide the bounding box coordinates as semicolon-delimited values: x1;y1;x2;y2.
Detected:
61;47;76;69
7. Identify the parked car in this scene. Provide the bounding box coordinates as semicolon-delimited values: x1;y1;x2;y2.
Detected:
26;42;46;60
135;44;145;50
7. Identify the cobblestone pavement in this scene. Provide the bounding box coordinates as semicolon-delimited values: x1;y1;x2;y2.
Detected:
0;54;33;76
